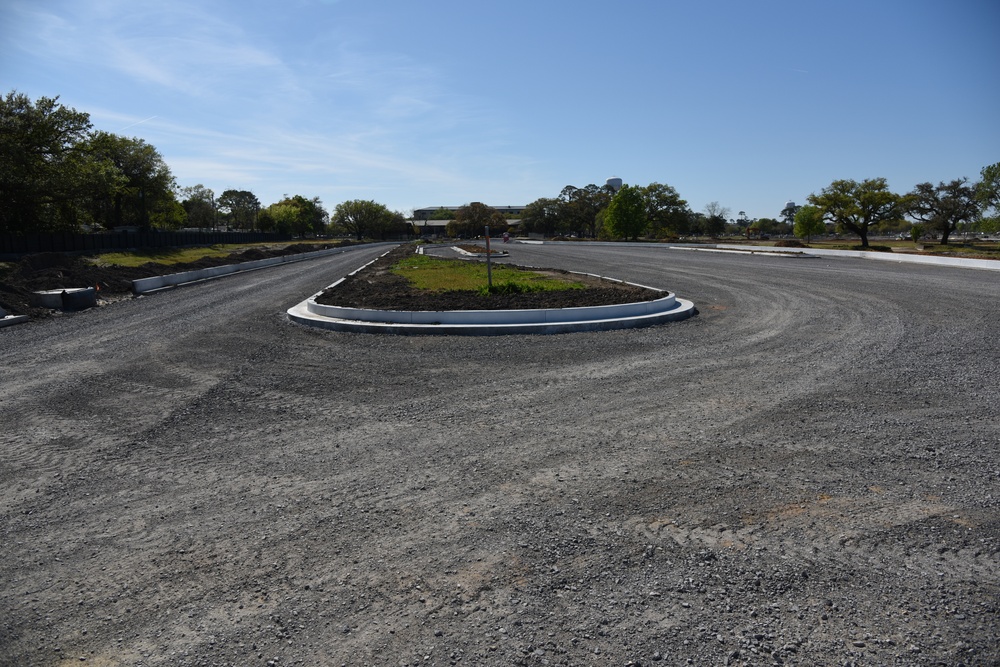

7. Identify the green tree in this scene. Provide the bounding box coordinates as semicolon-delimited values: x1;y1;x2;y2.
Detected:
180;184;216;229
150;197;187;230
446;202;506;238
332;199;396;240
259;196;326;236
218;189;260;230
808;177;903;248
906;179;979;245
605;185;647;240
0;91;102;232
285;195;328;236
640;182;690;237
260;203;299;235
793;204;826;243
520;198;563;236
558;184;612;238
702;202;729;237
780;201;801;227
976;162;1000;233
86;131;176;229
428;207;455;220
755;217;781;235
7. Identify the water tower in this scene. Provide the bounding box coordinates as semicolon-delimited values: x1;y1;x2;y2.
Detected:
606;177;623;193
781;200;800;225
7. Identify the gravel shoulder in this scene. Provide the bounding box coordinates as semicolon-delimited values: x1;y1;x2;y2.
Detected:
1;244;998;667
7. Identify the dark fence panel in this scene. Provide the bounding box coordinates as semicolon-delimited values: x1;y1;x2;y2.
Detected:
0;230;293;258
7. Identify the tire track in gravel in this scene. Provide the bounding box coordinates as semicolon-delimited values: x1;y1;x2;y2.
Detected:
2;243;999;666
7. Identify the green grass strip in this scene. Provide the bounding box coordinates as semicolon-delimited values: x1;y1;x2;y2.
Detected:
391;254;585;293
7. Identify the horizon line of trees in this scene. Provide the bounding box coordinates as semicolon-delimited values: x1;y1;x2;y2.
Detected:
0;90;415;239
4;91;998;247
510;169;999;247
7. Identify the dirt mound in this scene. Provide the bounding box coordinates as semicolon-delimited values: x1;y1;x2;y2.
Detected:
1;242;345;319
1;255;152;318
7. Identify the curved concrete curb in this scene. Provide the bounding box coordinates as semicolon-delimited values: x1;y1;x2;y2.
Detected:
673;246;818;259
1;314;30;328
517;239;1000;272
131;243;396;294
714;245;1000;272
286;253;695;335
451;246;510;259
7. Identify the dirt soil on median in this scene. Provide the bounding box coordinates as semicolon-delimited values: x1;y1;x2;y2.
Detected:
315;244;663;311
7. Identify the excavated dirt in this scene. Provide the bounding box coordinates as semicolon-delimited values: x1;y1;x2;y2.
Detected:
315;245;662;311
0;243;346;319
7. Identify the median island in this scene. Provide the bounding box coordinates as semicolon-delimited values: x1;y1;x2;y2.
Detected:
315;244;663;311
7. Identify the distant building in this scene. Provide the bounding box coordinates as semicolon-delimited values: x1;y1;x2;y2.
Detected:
412;205;526;221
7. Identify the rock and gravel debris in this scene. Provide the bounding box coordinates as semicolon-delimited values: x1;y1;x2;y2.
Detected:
1;242;998;666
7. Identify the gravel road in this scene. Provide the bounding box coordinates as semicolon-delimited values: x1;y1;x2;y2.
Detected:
2;243;998;666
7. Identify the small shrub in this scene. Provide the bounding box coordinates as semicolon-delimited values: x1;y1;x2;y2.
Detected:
478;280;545;296
774;239;806;248
853;245;893;252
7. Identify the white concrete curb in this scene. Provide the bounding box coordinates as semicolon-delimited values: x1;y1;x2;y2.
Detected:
710;244;1000;272
451;246;510;258
518;239;1000;272
1;315;30;328
286;251;695;335
287;294;695;335
672;246;817;258
131;243;395;294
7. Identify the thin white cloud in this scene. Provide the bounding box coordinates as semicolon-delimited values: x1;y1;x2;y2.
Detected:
4;0;523;210
119;115;158;132
11;1;289;100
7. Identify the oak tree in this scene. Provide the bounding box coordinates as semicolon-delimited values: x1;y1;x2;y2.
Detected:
446;202;506;238
906;179;979;245
332;199;393;240
808;178;902;248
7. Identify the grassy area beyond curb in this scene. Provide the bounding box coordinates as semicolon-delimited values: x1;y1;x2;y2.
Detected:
391;254;585;293
88;240;343;268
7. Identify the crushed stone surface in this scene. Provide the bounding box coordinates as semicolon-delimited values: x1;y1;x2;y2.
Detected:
1;243;998;666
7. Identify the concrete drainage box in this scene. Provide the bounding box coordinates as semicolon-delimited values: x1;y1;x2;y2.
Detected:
30;287;98;310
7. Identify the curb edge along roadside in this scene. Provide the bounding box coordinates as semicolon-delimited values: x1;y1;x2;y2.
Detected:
1;242;397;329
286;248;696;336
131;242;398;294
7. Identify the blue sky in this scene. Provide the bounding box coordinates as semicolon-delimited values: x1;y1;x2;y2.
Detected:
2;0;998;220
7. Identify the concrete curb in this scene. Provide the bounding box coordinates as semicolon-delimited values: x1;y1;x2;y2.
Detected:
131;243;396;294
672;246;818;259
451;246;511;259
1;243;395;329
715;245;1000;272
287;294;695;335
286;249;695;335
1;315;30;328
516;239;1000;272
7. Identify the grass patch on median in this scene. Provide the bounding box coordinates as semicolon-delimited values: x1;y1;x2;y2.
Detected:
390;253;586;293
92;245;256;267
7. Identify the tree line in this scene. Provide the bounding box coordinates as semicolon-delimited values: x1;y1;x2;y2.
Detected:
0;91;411;240
4;91;997;247
790;173;1000;247
511;171;999;248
